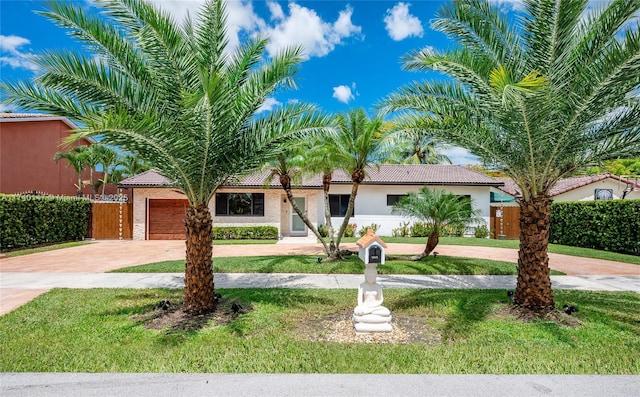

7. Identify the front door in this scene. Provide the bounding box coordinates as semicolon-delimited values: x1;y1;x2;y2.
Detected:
291;197;307;235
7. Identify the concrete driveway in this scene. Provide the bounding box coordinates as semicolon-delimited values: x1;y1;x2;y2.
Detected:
1;239;638;315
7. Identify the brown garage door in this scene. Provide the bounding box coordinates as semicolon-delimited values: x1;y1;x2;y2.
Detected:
148;199;189;240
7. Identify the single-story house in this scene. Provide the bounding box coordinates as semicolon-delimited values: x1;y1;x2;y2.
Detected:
489;173;640;239
119;164;504;240
491;174;640;205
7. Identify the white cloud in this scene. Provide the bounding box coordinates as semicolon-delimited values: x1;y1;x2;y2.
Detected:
487;0;525;12
150;0;263;57
333;82;357;104
263;3;362;59
256;97;281;113
0;34;39;71
267;1;285;21
384;3;423;41
142;1;362;60
442;146;481;165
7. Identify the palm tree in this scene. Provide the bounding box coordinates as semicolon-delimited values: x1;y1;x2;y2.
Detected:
90;143;119;195
382;0;640;313
53;145;89;196
303;133;344;246
382;127;451;165
1;0;331;312
329;108;386;259
392;188;480;260
119;154;151;178
263;146;332;255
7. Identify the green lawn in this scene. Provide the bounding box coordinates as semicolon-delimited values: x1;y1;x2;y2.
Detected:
111;255;564;275
2;241;91;258
1;288;637;373
213;239;277;245
341;237;640;265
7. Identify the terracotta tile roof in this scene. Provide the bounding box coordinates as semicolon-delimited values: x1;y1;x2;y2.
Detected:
117;169;173;187
119;164;504;188
495;174;640;198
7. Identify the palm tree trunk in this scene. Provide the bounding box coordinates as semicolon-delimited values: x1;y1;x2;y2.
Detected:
333;181;360;258
322;172;334;240
515;195;555;314
279;174;330;255
413;231;439;260
183;202;215;313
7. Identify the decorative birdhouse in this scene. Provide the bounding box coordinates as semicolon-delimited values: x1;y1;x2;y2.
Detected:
356;229;387;265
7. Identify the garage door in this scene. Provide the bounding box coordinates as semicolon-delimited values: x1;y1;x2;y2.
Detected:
148;199;189;240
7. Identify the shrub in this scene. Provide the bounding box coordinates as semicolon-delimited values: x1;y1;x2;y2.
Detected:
317;224;328;238
392;221;411;237
410;222;434;237
474;224;490;239
443;223;466;237
344;223;357;238
358;223;380;236
211;226;278;240
550;200;640;256
0;194;90;250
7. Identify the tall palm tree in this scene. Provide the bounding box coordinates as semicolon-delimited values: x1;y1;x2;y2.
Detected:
90;143;119;195
382;127;451;165
392;187;481;260
303;133;344;246
119;154;151;178
329;108;386;258
263;146;332;255
1;0;331;312
53;145;89;196
382;0;640;313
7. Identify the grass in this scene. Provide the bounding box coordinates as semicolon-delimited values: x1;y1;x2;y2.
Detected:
111;255;564;275
340;237;640;265
2;241;91;258
1;288;638;373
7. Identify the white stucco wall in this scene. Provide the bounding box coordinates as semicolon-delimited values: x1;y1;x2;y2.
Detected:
319;184;492;236
554;179;640;202
131;187;322;240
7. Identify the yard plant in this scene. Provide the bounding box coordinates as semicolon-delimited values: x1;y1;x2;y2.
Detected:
1;0;331;312
383;0;640;313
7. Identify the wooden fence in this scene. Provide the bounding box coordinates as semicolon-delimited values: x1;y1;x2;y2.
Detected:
490;206;520;239
89;202;133;239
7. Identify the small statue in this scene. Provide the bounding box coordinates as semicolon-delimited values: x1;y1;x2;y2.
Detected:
353;263;392;332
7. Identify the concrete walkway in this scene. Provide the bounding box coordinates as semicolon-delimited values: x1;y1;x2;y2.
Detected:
1;240;639;315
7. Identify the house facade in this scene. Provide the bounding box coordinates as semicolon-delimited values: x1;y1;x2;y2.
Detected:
489;174;640;239
119;164;503;240
0;113;94;196
0;113;122;198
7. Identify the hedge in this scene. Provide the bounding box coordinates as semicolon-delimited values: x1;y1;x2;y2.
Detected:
550;200;640;256
0;194;91;251
212;226;278;240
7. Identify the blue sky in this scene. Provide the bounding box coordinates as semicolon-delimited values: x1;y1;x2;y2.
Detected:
0;0;528;164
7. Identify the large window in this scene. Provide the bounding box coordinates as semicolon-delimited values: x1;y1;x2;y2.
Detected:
215;193;264;216
329;194;352;216
386;194;408;206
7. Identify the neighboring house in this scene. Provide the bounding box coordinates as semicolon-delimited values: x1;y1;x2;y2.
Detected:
0;113;120;197
119;164;503;240
489;174;640;239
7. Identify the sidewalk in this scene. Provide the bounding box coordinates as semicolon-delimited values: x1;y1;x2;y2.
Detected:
1;240;639;315
2;373;639;397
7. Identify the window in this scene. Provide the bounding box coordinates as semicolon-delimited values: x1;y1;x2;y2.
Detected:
215;193;264;216
329;194;352;216
387;194;407;206
594;189;613;200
